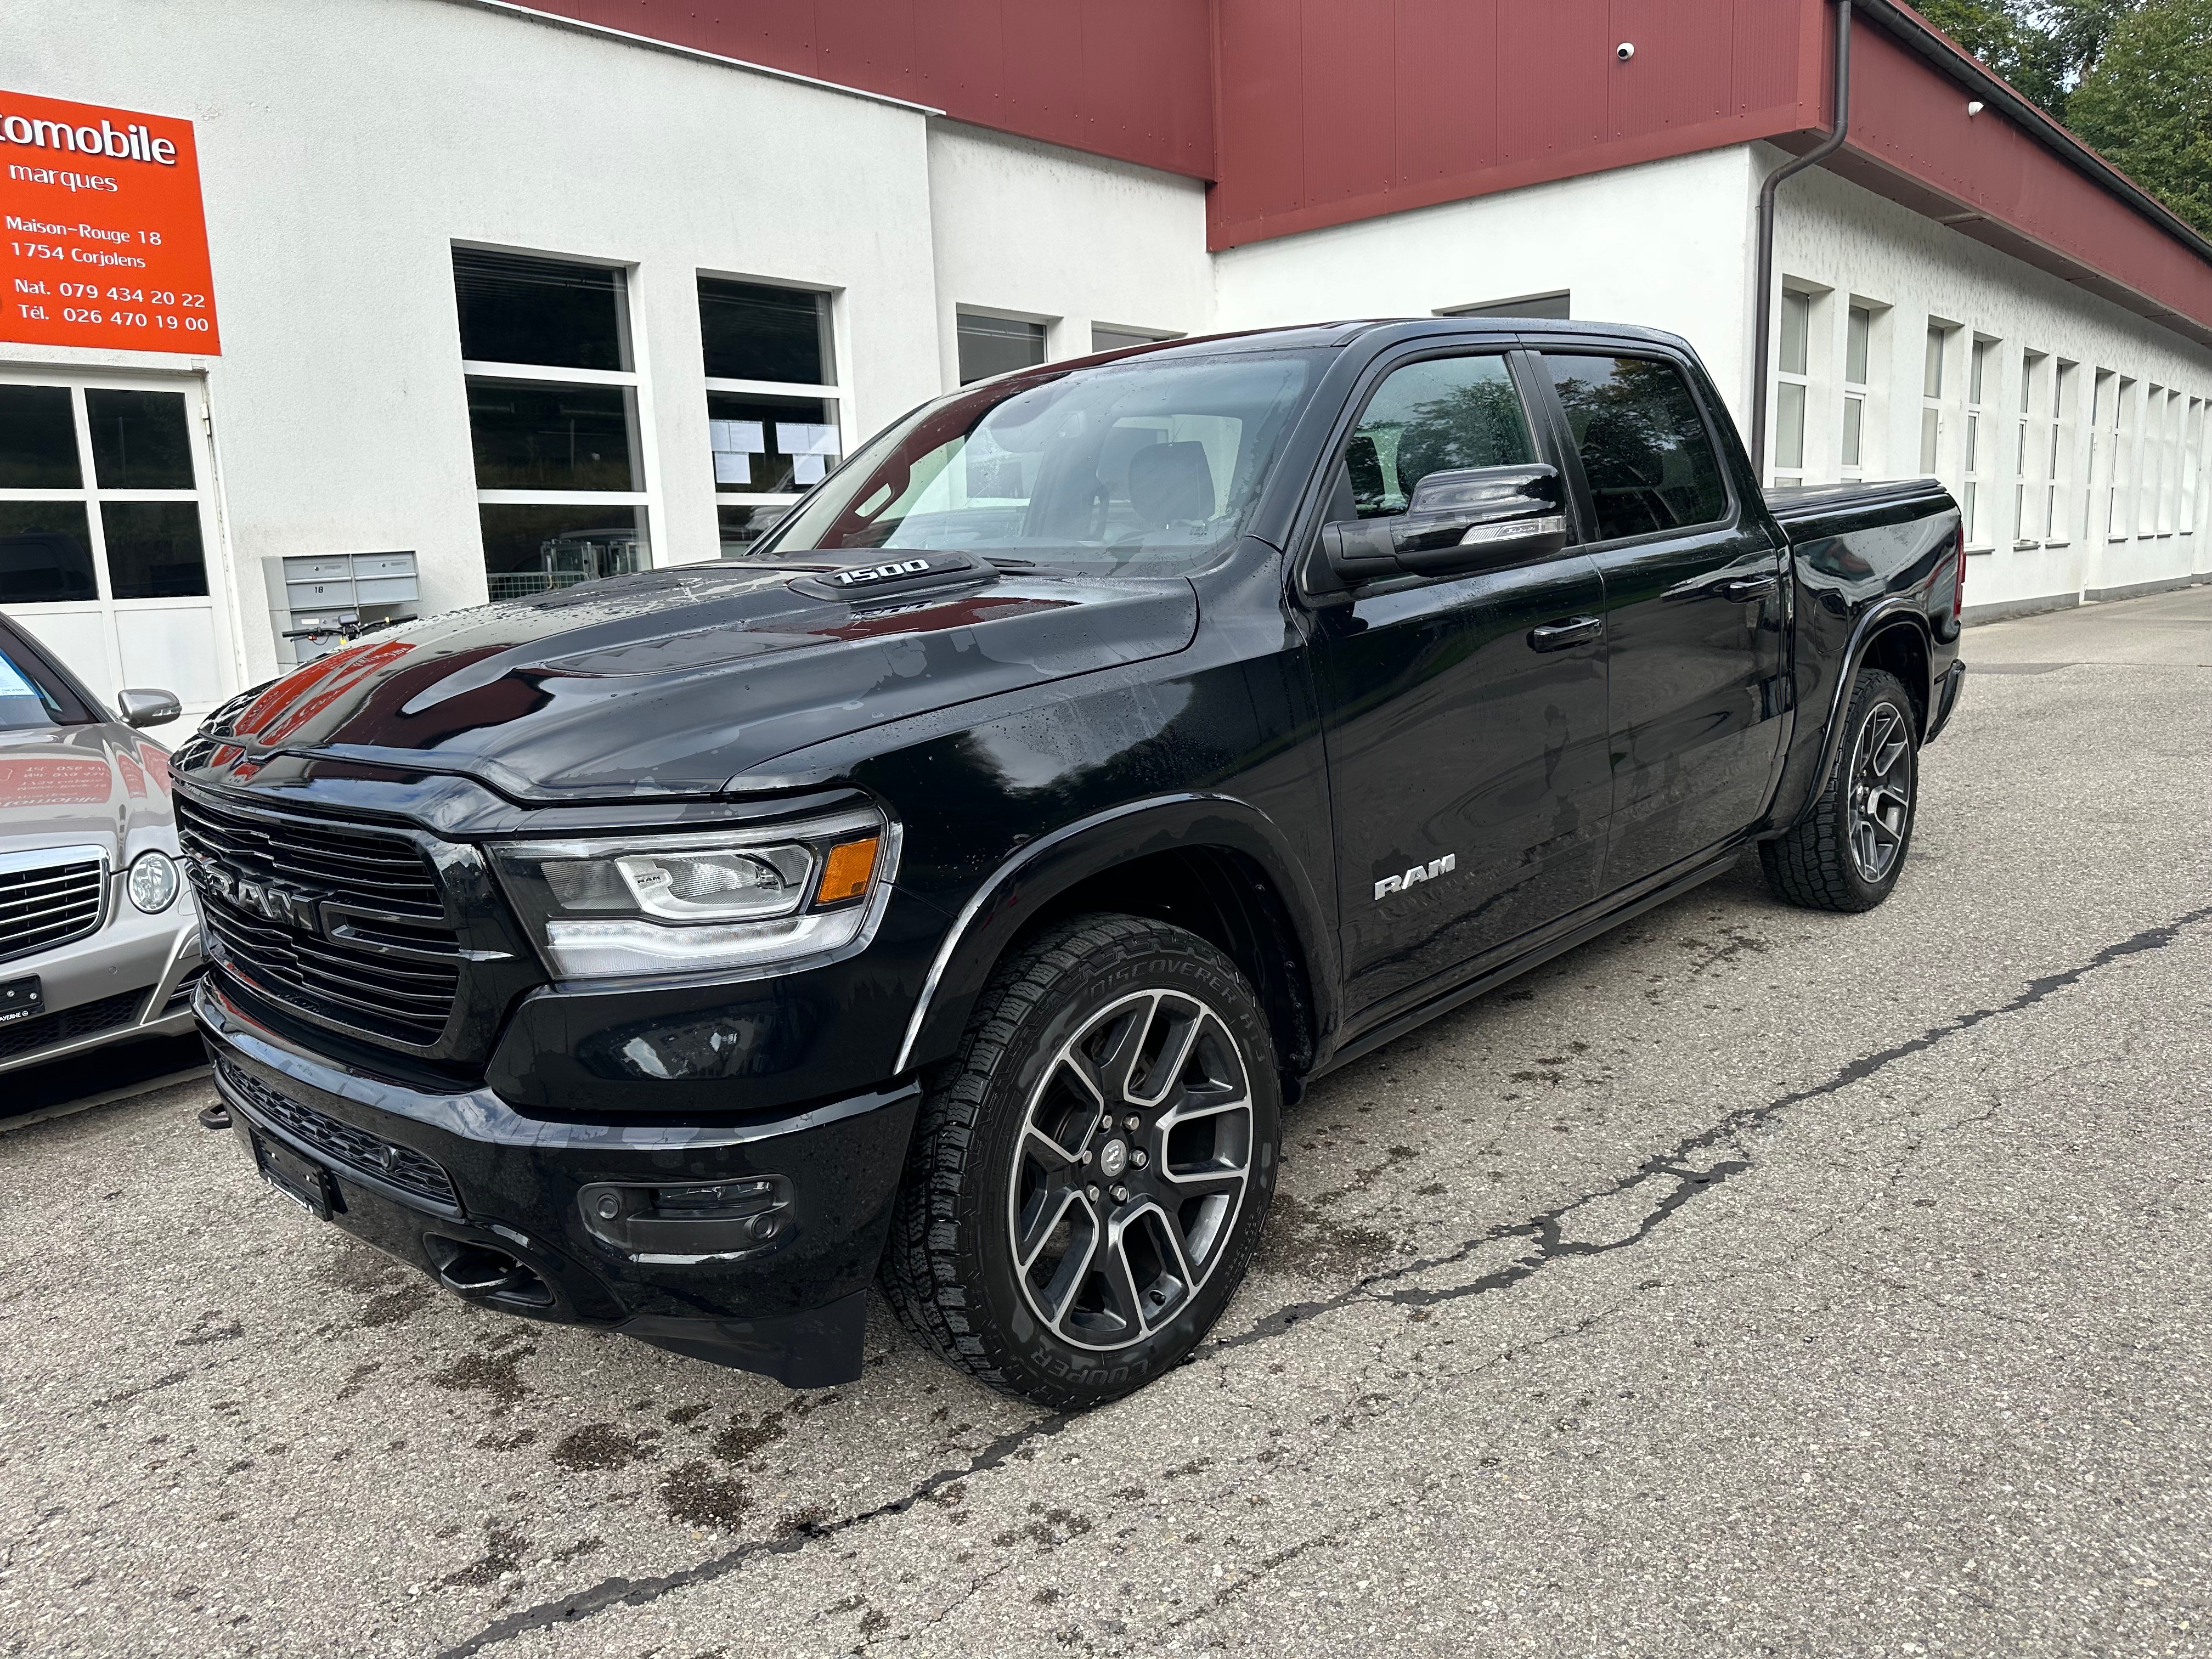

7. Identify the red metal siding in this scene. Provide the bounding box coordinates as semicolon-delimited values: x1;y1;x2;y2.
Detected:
1844;24;2212;340
506;1;2212;338
519;0;1217;178
1208;0;1826;249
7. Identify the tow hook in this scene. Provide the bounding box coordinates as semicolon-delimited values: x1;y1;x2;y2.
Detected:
196;1103;232;1131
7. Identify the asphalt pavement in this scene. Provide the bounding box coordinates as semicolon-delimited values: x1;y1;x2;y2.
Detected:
3;583;2208;1659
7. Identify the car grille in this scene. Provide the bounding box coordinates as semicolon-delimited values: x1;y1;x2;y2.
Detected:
216;1054;460;1210
176;793;460;1049
0;855;106;963
0;985;148;1063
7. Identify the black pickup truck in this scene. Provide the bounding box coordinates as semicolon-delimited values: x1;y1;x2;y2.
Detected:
181;319;1965;1407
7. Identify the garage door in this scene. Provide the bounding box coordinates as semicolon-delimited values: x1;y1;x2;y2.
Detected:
0;371;237;718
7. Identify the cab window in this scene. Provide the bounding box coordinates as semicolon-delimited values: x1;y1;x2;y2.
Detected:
1344;354;1536;518
1544;354;1728;540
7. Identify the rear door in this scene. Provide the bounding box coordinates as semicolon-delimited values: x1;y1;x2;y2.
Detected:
1535;350;1787;888
1305;348;1612;1018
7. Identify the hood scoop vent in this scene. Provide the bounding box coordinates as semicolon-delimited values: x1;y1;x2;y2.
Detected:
787;552;997;605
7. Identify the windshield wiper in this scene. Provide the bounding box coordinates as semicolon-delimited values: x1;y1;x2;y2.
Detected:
983;556;1039;569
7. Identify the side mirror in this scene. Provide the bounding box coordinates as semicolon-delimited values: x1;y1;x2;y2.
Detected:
1318;463;1569;586
117;687;182;729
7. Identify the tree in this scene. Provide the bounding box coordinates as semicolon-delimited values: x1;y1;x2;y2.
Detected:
1912;0;2073;111
2067;0;2212;233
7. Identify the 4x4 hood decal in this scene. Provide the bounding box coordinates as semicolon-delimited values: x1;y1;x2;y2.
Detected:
189;563;1199;802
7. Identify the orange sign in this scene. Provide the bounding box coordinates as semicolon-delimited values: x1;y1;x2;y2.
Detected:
1;91;219;354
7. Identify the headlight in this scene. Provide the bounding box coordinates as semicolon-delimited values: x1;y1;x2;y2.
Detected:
488;809;896;980
126;849;180;913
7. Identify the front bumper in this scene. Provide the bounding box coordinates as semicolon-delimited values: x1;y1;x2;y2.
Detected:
0;897;204;1073
196;979;918;1387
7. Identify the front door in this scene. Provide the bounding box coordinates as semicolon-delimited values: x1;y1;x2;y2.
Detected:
1537;351;1786;887
1307;350;1612;1019
0;372;238;719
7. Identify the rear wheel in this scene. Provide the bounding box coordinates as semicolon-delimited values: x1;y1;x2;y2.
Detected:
884;913;1280;1409
1759;665;1919;912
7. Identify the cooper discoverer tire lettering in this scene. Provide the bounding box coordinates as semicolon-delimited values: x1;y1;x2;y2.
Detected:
882;913;1282;1409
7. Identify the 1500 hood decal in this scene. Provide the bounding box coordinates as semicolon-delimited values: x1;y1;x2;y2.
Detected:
189;564;1199;802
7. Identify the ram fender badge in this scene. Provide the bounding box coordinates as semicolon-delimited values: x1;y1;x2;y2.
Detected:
1374;853;1457;902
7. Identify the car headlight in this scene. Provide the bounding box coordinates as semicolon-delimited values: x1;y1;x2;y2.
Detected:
127;849;180;913
488;809;897;980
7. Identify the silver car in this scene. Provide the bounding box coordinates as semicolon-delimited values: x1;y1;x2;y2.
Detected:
0;613;202;1071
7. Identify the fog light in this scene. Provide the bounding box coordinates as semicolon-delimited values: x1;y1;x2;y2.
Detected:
127;849;179;913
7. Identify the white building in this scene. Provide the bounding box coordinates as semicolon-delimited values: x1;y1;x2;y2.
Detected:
4;0;2206;712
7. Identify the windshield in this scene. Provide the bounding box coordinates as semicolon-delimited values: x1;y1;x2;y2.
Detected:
0;639;89;732
759;352;1318;577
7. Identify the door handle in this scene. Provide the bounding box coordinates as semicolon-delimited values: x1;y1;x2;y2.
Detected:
1717;573;1780;601
1527;616;1602;652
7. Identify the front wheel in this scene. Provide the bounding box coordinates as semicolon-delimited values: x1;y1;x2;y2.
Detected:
1759;665;1920;912
883;913;1281;1409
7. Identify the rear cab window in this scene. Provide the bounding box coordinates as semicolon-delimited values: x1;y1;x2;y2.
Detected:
1543;354;1729;541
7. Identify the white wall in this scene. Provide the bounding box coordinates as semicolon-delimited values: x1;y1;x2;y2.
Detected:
1212;148;1764;428
8;0;944;685
1774;157;2212;614
926;122;1214;381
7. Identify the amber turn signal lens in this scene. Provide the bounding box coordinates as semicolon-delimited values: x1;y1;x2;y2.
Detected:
815;836;881;906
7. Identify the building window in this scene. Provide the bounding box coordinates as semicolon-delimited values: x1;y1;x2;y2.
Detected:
455;247;649;599
1092;324;1182;354
1435;291;1571;320
2154;387;2183;534
2139;385;2166;535
1920;322;1953;479
2047;361;2076;543
699;276;840;556
0;376;234;708
0;382;208;602
2183;397;2204;537
1962;335;1995;545
2016;351;2047;544
2108;376;2135;540
958;312;1048;385
1841;302;1872;477
1773;289;1811;484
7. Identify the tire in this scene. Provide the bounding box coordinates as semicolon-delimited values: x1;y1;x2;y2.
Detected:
1759;665;1920;912
883;913;1282;1409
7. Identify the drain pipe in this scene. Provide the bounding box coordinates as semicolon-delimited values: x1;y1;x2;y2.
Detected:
1750;0;1853;477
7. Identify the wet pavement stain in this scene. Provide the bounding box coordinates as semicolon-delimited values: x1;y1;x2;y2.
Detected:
440;1519;528;1589
428;1338;535;1410
358;1281;434;1328
659;1459;748;1531
548;1422;659;1472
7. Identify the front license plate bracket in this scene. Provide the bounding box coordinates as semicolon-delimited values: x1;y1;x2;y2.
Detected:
251;1129;336;1221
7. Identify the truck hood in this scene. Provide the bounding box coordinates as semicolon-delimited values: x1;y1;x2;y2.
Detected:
190;562;1199;802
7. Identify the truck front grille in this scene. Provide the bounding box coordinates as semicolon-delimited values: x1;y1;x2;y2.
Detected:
177;793;461;1049
216;1054;460;1210
0;855;107;963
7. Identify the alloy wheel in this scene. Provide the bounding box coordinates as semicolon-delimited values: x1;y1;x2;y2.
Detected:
1007;989;1254;1351
1847;702;1913;882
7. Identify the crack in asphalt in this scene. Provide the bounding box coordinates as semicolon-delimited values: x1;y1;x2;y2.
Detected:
433;1411;1076;1659
437;901;2210;1657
